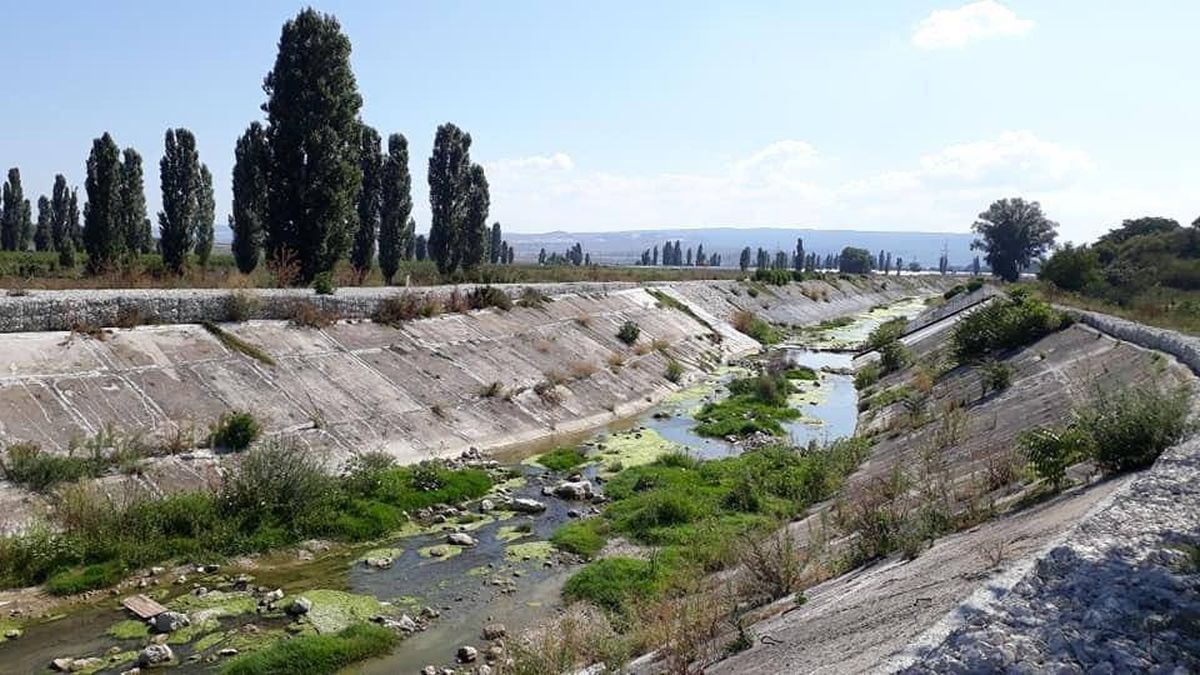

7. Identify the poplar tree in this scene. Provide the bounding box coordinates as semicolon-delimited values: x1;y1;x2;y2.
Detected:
120;148;151;254
462;164;489;270
403;219;415;260
158;128;201;273
489;222;502;264
83;133;125;271
414;233;427;262
2;168;29;251
263;8;363;282
427;123;472;275
350;125;383;279
232;122;269;273
194;164;215;266
378;133;412;284
739;246;751;271
34;196;52;251
50;175;70;252
68;189;82;249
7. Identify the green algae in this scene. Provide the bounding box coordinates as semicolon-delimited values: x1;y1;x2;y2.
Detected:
107;619;150;640
417;543;465;560
595;429;681;475
194;630;229;652
301;589;391;635
170;589;258;617
496;524;533;543
466;565;491;577
357;547;403;564
505;540;554;561
0;618;23;642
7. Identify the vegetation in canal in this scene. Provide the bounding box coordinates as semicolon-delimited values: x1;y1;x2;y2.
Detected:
731;309;780;345
536;447;589;472
556;437;871;618
209;410;262;452
951;289;1070;362
693;372;800;438
782;365;817;381
0;443;491;594
219;623;399;675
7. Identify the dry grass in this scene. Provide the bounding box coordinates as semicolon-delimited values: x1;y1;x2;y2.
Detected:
288;300;338;328
570;360;599;380
633;341;654;356
607;351;626;371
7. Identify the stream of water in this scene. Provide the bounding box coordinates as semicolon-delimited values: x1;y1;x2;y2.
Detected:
0;297;925;674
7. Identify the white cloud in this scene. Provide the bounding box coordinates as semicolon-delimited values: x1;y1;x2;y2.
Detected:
912;1;1034;50
481;131;1156;240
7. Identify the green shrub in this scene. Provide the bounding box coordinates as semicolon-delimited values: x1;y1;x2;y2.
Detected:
665;359;684;383
1018;426;1090;490
468;285;513;311
45;560;126;596
731;310;780;344
616;321;641;345
694;373;799;438
0;442;101;491
312;272;336;296
1075;384;1191;474
537;447;588;472
943;285;966;300
951;292;1068;361
878;340;910;374
866;318;908;351
220;623;399;675
753;269;792;286
854;363;881;390
517;286;550;309
966;278;985;293
210;411;261;452
977;360;1013;398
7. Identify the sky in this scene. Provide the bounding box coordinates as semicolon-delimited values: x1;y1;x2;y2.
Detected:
0;0;1196;245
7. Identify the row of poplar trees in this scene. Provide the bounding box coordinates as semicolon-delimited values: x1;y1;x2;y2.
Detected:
229;9;504;284
8;9;506;284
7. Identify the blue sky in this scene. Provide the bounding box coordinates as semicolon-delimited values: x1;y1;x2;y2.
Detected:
0;1;1196;244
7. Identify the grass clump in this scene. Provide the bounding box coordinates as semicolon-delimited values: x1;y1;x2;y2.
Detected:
201;321;276;366
550;519;609;558
616;320;641;345
468;285;513;311
782;366;817;381
563;557;671;616
517;286;551;309
220;623;398;675
731;310;780;345
694;373;799;438
0;442;104;491
854;363;880;390
537;447;589;472
209;411;261;452
664;359;684;383
951;290;1068;362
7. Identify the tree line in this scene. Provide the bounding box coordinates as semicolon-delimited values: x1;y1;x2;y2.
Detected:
637;240;723;267
2;9;517;285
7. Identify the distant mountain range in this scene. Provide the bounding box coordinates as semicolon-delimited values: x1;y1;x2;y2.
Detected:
506;227;976;268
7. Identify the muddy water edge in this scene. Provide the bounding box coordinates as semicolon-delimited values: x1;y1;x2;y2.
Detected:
0;295;929;674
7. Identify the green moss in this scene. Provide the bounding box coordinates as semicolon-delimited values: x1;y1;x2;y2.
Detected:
107;619;151;640
219;623;399;675
301;589;391;635
194;630;229;652
0;619;20;642
505;540;554;561
562;557;670;616
170;589;258;617
533;447;589;472
550;519;609;558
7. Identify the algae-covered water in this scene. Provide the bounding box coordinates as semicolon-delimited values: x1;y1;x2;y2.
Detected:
0;297;922;674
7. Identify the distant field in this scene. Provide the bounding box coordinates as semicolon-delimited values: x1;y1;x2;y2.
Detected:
0;250;746;291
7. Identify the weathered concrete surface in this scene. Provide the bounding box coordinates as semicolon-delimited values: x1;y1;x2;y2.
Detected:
708;478;1127;675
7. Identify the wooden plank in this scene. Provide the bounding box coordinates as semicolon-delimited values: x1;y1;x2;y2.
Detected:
122;594;167;619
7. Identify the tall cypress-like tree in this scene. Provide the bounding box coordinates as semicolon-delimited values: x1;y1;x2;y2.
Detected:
263;9;363;282
18;197;32;251
350;125;383;278
50;175;70;252
68;188;82;249
158;128;201;273
489;222;502;264
378;133;412;285
414;233;427;262
402;219;415;260
120;148;151;254
427;123;472;275
461;164;489;270
2;168;29;251
83;133;125;271
194;164;215;267
34;196;52;251
232;122;270;273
